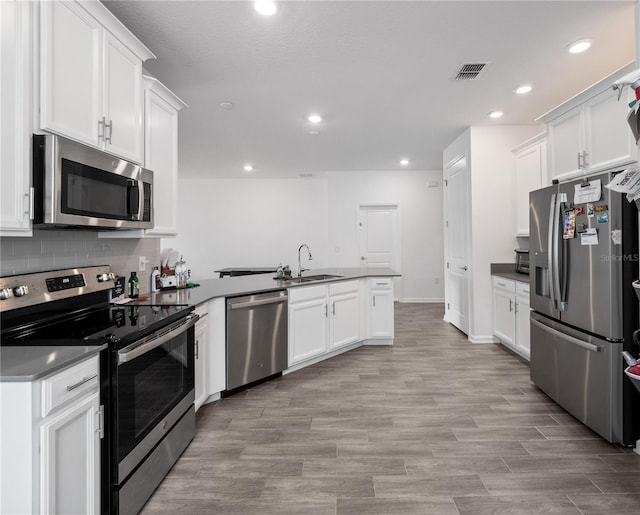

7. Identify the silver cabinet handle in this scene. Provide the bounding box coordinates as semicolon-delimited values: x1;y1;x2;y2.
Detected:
98;117;105;142
497;282;506;287
373;295;376;308
105;120;113;144
324;304;328;317
332;302;336;315
96;405;104;439
577;152;582;169
66;374;98;391
195;339;199;360
460;266;468;271
582;151;588;168
509;299;513;312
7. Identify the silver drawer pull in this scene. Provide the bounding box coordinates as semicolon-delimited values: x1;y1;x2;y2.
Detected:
66;374;98;392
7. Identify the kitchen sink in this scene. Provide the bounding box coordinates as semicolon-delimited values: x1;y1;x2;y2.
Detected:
288;274;343;283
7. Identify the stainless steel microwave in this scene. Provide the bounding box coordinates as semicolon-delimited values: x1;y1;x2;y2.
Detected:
33;134;153;230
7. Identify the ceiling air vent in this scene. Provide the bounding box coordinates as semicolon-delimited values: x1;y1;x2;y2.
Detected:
454;62;489;81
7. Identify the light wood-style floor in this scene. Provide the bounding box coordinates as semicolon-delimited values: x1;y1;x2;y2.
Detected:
142;303;640;515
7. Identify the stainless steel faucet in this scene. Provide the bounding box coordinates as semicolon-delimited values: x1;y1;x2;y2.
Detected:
297;244;312;277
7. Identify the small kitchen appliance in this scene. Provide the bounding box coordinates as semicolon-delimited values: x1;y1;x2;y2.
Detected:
514;249;530;274
0;266;197;514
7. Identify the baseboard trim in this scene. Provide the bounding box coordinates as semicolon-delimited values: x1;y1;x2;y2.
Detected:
400;298;445;303
468;335;500;344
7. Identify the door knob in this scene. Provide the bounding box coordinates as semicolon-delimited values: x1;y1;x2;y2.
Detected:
459;266;468;271
361;256;366;260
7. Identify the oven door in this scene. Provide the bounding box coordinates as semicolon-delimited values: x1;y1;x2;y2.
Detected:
114;313;197;483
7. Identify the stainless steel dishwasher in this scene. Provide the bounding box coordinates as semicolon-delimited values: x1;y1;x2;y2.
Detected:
226;290;288;391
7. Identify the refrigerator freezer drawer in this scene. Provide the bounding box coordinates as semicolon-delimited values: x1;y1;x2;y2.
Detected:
530;313;622;443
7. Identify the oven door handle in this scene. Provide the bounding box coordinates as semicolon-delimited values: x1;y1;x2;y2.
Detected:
117;313;199;365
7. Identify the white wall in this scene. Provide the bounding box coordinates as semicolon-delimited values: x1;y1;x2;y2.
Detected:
163;171;444;302
162;178;329;280
468;126;540;341
326;170;444;302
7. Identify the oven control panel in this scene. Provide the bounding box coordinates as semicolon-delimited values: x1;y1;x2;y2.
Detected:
46;274;86;292
0;265;114;313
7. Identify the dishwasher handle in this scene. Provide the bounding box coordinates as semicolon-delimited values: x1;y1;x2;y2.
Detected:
228;292;287;310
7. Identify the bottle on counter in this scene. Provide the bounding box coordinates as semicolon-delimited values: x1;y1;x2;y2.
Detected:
128;271;139;298
150;266;160;293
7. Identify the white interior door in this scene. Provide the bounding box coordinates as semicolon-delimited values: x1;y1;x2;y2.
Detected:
444;156;469;335
358;204;400;299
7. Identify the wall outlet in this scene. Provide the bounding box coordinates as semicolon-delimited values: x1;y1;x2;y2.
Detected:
139;256;146;272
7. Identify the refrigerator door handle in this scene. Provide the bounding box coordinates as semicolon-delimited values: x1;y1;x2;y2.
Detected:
556;193;569;312
531;318;603;352
548;193;557;309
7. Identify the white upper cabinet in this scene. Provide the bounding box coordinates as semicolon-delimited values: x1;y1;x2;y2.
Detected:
543;63;638;183
39;0;154;163
0;0;33;236
103;32;143;162
513;133;546;237
143;76;187;237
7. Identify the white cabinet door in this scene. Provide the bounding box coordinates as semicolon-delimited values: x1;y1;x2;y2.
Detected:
40;0;102;148
368;288;394;339
329;291;360;350
515;291;531;359
143;78;185;236
493;288;515;347
206;298;226;396
194;314;209;411
515;140;545;236
39;390;100;515
585;88;637;173
0;0;33;236
103;32;143;163
547;108;584;182
289;297;328;366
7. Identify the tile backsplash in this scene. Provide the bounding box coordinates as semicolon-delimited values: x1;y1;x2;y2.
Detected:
1;231;161;293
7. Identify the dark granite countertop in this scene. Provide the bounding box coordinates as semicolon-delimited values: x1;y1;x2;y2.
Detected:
0;344;107;382
491;263;530;284
131;267;400;307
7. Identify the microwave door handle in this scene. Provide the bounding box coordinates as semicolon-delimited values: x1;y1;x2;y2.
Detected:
127;180;140;221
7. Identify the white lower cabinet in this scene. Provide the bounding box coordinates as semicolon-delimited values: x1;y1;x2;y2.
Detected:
40;390;101;515
367;278;395;340
0;354;102;514
194;304;209;411
288;285;331;366
288;281;361;366
492;276;530;360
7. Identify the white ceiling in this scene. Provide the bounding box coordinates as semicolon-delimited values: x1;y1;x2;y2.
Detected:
103;1;637;178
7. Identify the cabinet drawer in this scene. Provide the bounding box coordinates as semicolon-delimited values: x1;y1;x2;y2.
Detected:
329;280;359;296
42;356;99;417
369;277;393;290
516;281;530;297
288;284;326;303
492;276;516;293
195;303;209;317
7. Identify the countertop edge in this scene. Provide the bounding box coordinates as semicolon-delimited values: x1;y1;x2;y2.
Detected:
1;344;107;383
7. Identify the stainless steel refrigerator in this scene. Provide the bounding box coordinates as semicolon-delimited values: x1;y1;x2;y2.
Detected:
530;169;639;444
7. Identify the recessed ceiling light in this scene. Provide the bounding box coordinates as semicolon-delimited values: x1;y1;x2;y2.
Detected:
489;110;503;119
243;164;254;172
219;101;234;109
254;0;277;16
307;113;322;124
309;130;320;136
514;84;533;95
399;158;410;166
568;39;592;54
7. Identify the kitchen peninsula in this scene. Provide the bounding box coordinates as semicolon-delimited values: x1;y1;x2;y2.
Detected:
140;266;400;409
